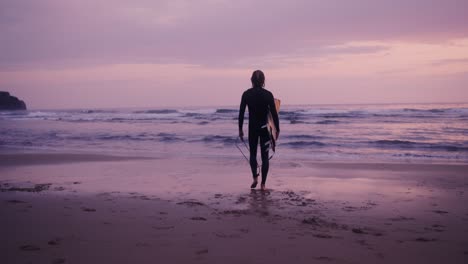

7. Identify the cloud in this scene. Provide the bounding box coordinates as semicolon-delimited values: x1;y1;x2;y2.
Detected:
1;0;468;70
431;58;468;66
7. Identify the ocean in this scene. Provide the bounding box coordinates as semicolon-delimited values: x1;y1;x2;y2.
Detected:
1;103;467;164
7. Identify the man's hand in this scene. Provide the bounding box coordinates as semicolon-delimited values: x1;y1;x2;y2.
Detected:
239;129;244;141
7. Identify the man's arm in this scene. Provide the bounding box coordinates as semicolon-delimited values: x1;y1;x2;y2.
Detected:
238;92;247;140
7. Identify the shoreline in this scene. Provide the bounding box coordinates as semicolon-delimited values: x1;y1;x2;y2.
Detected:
1;152;467;168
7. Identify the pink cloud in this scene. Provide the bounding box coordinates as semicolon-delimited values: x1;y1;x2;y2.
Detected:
1;0;467;70
1;1;468;108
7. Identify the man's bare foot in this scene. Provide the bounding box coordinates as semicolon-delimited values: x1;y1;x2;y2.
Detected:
250;178;258;189
260;184;266;191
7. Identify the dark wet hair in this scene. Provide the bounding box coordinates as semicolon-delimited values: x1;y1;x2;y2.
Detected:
251;70;265;88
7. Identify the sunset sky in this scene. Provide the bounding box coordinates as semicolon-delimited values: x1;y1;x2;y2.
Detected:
1;0;468;109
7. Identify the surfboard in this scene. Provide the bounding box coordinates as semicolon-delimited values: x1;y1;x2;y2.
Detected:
267;98;280;152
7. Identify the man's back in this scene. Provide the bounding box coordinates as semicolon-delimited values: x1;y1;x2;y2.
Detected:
239;87;276;130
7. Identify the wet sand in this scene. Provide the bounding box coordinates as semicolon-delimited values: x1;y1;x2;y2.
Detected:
1;153;468;263
0;153;152;167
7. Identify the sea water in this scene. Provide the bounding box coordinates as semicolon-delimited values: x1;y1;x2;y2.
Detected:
1;103;467;164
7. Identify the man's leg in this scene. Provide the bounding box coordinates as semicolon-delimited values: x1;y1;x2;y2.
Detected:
259;129;270;185
248;130;259;178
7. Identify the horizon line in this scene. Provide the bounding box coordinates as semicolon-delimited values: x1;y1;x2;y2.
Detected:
26;101;468;111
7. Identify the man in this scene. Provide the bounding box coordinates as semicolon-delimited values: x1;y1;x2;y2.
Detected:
239;70;280;191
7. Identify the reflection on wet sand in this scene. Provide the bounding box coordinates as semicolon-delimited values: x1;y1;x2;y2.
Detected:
248;189;272;217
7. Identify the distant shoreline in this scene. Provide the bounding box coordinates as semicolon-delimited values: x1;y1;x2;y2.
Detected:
17;101;468;111
1;152;466;168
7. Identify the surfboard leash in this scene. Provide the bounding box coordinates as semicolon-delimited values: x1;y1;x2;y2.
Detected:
235;137;261;175
235;136;276;176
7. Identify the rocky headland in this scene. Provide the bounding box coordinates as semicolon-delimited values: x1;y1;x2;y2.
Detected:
0;91;27;110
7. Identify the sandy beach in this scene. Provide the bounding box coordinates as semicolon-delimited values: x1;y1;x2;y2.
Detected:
1;153;468;264
3;0;468;262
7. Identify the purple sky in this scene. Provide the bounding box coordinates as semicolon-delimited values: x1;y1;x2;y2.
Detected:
1;0;468;109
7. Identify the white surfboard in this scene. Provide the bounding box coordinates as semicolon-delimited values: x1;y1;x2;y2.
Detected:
267;98;280;152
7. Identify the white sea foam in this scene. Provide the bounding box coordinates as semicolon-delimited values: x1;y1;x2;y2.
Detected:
1;103;467;163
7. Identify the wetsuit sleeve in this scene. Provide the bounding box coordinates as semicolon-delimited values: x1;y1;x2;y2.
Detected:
269;94;280;132
238;92;247;130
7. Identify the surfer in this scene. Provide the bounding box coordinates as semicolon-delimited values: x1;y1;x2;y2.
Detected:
238;70;280;191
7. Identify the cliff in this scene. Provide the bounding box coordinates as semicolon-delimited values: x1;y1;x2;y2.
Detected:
0;91;27;110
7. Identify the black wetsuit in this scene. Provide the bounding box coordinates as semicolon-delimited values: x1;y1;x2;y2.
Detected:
238;86;280;184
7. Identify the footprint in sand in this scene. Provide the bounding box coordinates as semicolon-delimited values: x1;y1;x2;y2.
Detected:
19;245;40;251
4;183;51;192
81;207;96;212
6;200;26;204
388;216;415;222
424;224;444;232
48;238;61;246
220;209;250;217
236;196;247;204
342;202;376;212
313;233;333;239
302;217;348;231
432;210;448;214
214;232;241;239
315;256;333;262
342;206;359;212
190;217;207;221
196;249;209;255
152;226;175;230
415;237;438;242
357;239;374;250
51;258;66;264
239;228;249;233
177;200;205;207
352;228;383;237
136;242;151;247
352;228;367;234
